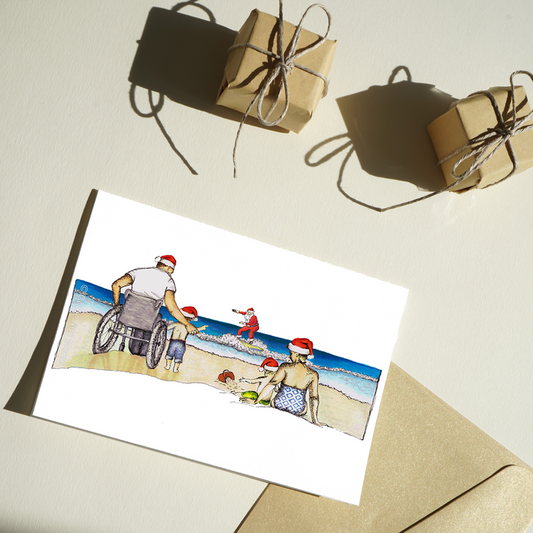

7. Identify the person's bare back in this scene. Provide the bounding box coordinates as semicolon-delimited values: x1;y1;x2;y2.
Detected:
168;322;188;341
276;361;318;390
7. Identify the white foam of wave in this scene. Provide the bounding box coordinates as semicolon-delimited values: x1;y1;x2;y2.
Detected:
192;332;289;363
71;290;110;316
309;362;378;382
318;367;377;404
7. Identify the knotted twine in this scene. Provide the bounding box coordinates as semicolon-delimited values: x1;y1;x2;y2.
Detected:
439;70;533;188
371;70;533;212
229;0;332;178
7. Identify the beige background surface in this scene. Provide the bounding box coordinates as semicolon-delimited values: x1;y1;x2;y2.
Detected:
1;1;533;532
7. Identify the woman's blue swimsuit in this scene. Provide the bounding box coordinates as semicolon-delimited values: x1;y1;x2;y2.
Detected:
273;384;306;416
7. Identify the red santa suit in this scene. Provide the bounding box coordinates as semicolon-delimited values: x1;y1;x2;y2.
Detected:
237;308;259;339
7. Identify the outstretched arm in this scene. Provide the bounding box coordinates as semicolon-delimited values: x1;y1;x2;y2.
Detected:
256;367;285;404
239;375;271;388
239;376;263;385
168;323;208;333
165;291;198;334
111;274;133;306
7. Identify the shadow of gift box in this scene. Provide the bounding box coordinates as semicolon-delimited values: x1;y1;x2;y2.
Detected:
337;67;457;192
129;7;246;123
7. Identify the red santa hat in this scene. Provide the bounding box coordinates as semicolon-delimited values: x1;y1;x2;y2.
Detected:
155;255;176;269
247;308;254;313
288;338;314;358
260;357;279;372
181;306;198;321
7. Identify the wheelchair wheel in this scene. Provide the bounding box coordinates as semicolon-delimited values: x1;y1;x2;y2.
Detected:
93;305;124;354
146;321;167;369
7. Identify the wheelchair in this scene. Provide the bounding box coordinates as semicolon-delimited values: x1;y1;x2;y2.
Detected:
92;290;168;369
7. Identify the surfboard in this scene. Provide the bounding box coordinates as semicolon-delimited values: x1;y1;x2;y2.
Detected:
239;339;264;351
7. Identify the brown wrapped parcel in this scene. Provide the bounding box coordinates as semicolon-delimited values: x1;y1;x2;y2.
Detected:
428;85;533;192
216;9;336;133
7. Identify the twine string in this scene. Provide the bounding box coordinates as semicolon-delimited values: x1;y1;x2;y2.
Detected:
230;1;332;178
367;70;533;212
438;72;533;187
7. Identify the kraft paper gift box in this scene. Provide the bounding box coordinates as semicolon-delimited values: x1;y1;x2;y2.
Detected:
428;85;533;192
237;363;533;533
216;9;337;133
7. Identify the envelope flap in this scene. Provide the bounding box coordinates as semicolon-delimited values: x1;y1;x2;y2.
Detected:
408;465;533;532
237;363;532;533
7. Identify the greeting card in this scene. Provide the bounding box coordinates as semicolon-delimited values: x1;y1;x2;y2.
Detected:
33;191;408;505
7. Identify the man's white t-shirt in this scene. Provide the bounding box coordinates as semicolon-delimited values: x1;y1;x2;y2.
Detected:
127;267;176;300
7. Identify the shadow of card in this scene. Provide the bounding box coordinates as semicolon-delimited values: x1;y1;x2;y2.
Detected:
4;191;97;416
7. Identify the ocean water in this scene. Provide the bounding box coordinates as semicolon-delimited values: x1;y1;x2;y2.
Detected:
71;280;380;403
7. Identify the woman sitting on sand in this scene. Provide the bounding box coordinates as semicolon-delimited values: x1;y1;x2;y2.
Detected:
255;338;320;425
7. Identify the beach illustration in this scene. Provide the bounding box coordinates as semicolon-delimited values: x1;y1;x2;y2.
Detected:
54;273;381;440
33;192;407;506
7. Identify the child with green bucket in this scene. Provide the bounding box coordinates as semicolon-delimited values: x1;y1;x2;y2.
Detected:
240;357;279;405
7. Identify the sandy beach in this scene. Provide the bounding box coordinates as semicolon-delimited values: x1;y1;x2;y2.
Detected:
53;312;372;439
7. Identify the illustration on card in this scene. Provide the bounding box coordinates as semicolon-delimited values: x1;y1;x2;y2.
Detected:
53;254;382;440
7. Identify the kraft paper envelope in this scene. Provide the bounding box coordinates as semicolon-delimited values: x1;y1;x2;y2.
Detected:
237;363;533;533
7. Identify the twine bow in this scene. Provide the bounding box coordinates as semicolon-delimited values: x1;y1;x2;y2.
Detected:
230;0;332;178
438;70;533;189
363;70;533;212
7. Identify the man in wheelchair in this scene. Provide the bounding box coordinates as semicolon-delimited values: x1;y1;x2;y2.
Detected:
111;255;197;359
111;255;197;332
93;255;197;368
112;253;198;329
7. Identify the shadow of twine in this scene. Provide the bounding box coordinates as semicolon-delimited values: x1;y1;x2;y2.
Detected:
306;66;458;211
129;85;198;175
128;1;229;176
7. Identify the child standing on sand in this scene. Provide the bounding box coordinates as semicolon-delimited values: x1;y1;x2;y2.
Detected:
165;306;208;373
